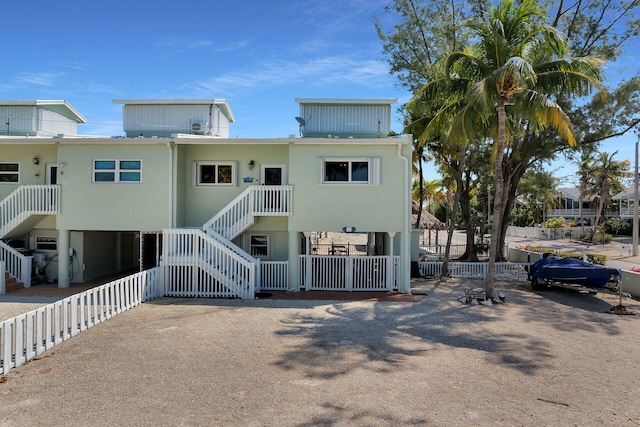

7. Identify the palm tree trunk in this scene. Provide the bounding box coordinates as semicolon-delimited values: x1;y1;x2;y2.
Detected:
443;148;466;275
417;155;424;228
486;98;508;299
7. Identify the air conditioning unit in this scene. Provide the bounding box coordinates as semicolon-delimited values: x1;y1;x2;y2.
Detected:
191;122;205;134
32;252;46;267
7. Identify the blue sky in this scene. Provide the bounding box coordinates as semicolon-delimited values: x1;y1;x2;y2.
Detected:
0;0;410;138
1;0;637;186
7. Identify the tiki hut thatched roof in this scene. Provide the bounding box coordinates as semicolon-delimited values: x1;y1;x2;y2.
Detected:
412;200;446;230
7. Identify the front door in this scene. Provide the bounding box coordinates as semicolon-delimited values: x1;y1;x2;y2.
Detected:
262;165;285;186
261;165;286;211
46;164;58;185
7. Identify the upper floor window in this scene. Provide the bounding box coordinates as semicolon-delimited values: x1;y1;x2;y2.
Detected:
93;160;141;183
320;158;380;184
0;163;19;183
194;161;237;186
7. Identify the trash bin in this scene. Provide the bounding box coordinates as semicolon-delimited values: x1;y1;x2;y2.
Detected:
411;261;421;278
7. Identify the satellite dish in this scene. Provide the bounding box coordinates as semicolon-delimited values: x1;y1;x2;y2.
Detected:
295;116;306;137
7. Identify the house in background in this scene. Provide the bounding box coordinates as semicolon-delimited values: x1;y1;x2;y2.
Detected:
547;187;597;224
0;100;87;137
548;187;634;224
0;98;413;297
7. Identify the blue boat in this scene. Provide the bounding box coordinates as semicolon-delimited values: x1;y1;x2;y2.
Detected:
527;256;621;291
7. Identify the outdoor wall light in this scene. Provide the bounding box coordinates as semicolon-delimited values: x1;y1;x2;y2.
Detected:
32;156;40;165
248;160;255;170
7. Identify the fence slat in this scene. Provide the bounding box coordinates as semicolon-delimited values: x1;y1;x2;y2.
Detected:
298;255;399;291
0;268;161;375
418;261;529;281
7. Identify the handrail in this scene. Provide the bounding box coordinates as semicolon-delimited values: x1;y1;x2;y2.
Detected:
0;241;32;288
163;228;257;298
203;186;292;240
0;185;60;238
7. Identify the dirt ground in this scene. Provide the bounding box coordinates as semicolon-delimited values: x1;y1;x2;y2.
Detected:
2;278;639;426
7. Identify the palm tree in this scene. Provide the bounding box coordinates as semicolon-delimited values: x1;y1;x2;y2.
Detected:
575;148;596;235
412;0;602;298
590;150;630;228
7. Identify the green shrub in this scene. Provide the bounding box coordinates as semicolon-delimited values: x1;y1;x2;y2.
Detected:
583;229;612;244
559;251;583;259
474;239;490;255
525;246;607;265
601;218;632;236
586;253;607;265
542;217;566;228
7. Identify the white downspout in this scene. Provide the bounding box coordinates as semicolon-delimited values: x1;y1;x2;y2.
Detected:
397;142;411;293
167;141;174;227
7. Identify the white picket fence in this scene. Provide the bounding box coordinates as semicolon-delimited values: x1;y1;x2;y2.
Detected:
0;268;161;375
419;244;466;260
418;261;529;281
260;261;288;290
299;255;399;291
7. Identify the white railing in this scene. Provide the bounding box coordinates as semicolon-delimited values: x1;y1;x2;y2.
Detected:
1;268;160;375
0;241;32;289
203;186;292;240
299;255;399;291
506;225;597;241
0;261;5;294
418;261;529;281
162;228;257;299
419;244;466;260
418;261;443;277
260;261;288;290
0;185;60;238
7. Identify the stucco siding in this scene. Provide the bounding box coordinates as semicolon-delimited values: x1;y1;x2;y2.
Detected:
0;143;58;194
56;144;171;231
179;143;290;227
288;142;410;232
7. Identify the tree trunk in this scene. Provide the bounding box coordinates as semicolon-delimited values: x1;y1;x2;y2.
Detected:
486;98;508;299
443;148;466;274
458;170;480;261
497;162;526;260
416;150;425;228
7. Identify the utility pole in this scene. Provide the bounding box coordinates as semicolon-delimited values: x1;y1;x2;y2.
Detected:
633;133;638;256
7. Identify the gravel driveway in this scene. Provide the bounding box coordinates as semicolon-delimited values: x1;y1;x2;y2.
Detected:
2;279;639;426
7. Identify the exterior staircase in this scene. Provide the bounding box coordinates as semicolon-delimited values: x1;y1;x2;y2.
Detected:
0;185;60;239
163;185;293;299
0;185;59;293
3;270;23;293
202;185;292;239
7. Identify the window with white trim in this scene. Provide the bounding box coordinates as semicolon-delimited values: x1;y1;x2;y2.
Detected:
194;161;237;186
320;158;380;184
93;160;141;183
0;163;19;183
249;234;270;258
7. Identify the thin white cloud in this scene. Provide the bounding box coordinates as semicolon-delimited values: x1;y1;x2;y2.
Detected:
190;56;390;95
54;61;87;70
158;37;250;51
80;82;119;94
15;72;62;86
